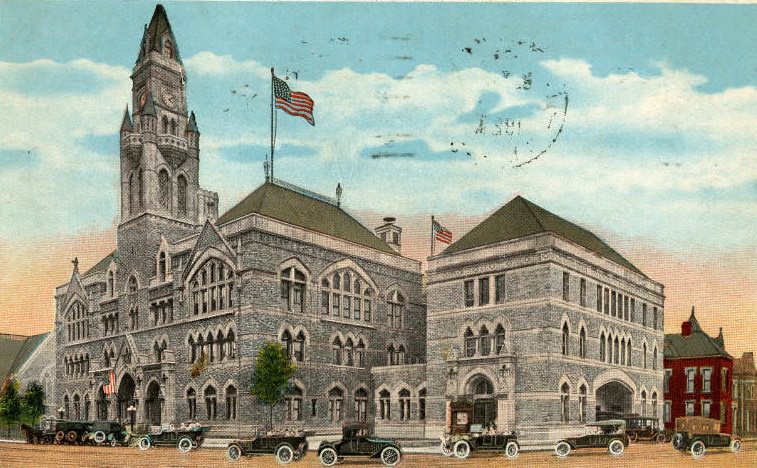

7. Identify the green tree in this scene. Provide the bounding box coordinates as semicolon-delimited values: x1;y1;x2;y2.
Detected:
251;343;297;430
20;381;46;426
0;379;21;437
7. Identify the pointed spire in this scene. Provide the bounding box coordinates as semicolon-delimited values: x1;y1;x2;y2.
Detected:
136;4;182;64
688;306;702;333
186;111;199;134
715;327;725;348
121;106;133;132
142;93;156;116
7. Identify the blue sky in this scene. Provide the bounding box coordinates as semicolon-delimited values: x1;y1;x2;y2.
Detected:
1;1;756;254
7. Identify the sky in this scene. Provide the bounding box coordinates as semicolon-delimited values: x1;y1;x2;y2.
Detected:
0;2;755;354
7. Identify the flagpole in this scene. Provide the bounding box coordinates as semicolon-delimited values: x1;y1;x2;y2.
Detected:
431;215;435;257
270;67;275;181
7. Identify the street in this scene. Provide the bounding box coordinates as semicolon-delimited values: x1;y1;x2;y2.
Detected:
0;441;754;468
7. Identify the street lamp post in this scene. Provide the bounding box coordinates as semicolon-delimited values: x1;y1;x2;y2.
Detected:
127;405;136;433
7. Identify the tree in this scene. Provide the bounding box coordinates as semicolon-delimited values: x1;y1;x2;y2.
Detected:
20;381;46;426
251;343;297;430
0;379;21;437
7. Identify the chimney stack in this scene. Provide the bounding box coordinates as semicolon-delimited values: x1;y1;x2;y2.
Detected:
375;217;402;254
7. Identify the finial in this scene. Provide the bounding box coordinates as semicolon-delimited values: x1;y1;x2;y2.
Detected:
264;157;270;182
336;183;343;207
72;257;79;271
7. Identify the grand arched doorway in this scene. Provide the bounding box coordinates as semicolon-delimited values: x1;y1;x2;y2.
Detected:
596;381;633;417
117;374;136;422
465;374;497;426
145;381;162;426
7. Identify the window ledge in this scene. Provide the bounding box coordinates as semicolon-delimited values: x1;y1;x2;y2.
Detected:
320;316;375;329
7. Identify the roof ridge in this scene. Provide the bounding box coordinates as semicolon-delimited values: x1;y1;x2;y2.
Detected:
519;196;547;232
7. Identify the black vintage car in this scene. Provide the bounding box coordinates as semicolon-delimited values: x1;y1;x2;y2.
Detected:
136;424;210;453
440;401;519;459
21;418;122;445
671;416;742;458
554;420;630;457
317;423;402;467
226;431;311;464
624;416;666;443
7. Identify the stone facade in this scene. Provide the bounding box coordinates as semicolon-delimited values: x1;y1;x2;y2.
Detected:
733;352;756;435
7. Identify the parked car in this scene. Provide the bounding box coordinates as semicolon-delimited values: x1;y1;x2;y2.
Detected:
20;417;59;444
21;418;97;445
554;420;629;457
317;423;402;467
624;416;666;443
671;416;742;458
440;401;519;459
136;424;210;453
226;430;311;464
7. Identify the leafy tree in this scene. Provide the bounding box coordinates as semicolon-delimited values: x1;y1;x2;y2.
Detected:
20;381;46;426
251;343;297;430
0;379;21;437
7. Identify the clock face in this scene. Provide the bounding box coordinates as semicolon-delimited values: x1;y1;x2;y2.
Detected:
163;91;177;109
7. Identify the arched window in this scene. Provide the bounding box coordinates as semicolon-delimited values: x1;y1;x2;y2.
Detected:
641;390;647;416
561;323;570;356
204;386;217;420
608;335;613;363
379;389;391;420
170;118;177;136
614;337;620;364
479;326;491;356
397;345;406;365
128;276;138;293
159;169;171;211
578;384;587;422
67;302;87;342
652;391;658;417
73;394;81;420
189;259;234;314
560;383;570;423
64;395;70;419
162;116;168;134
653;347;658;370
216;331;225;362
281;267;306;313
226;385;237;420
355;388;368;422
332;337;342;365
321;279;330;315
206;332;215;362
464;328;476;357
643;343;648;369
600;333;606;362
620;339;626;365
345;338;354;367
328;387;343;422
226;330;236;358
579;327;586;358
495;324;506;354
387;344;395;366
387;290;405;329
97;386;108;420
399;389;411;421
286;385;303;421
188;336;196;363
154;341;162;363
356;339;366;367
281;330;293;360
627;338;632;366
177;175;188;216
294;331;305;362
419;388;427;420
158;252;167;282
129;305;139;331
187;388;197;420
107;271;114;297
473;376;494;395
322;269;374;322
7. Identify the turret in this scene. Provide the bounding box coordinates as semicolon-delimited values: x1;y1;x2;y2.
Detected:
120;106;133;134
186;111;199;148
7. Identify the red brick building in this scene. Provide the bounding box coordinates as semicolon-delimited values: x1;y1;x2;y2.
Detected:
663;307;733;433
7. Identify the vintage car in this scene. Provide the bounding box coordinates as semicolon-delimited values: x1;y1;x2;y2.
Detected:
440;401;519;460
317;423;402;467
671;416;742;458
554;420;630;457
624;416;666;443
226;430;311;464
21;418;98;445
136;424;210;453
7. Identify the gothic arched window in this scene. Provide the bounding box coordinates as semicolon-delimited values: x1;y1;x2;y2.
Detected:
355;388;368;422
560;383;570;423
280;266;306;313
495;324;506;354
464;328;476;357
579;384;587;422
328;387;343;422
177;175;188;216
379;389;391;420
158;169;171;211
561;323;570;356
479;326;491;356
188;259;234;315
579;327;587;358
226;385;237;420
286;385;303;421
204;386;217;420
158;251;167;282
321;268;375;322
399;389;411;421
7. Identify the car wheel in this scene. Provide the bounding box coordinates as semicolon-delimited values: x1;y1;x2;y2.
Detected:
453;440;471;460
66;431;78;443
608;439;625;456
655;433;667;444
505;441;519;459
440;440;453;457
138;436;151;451
226;444;242;462
730;439;742;453
55;431;65;443
690;440;706;458
555;441;571;457
177;436;193;453
93;431;106;444
380;446;401;467
672;432;683;450
319;447;338;467
276;444;295;465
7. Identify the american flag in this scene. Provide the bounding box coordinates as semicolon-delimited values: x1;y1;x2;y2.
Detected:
433;220;453;244
273;75;315;126
103;370;116;396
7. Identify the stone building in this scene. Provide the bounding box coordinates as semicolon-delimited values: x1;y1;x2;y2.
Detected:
424;196;665;440
733;352;756;435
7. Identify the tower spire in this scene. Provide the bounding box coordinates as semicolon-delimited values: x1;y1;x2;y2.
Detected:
136;4;182;64
120;106;133;132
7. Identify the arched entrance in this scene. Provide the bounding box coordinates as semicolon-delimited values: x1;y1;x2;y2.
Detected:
145;381;162;426
465;374;496;426
117;374;136;422
596;381;633;417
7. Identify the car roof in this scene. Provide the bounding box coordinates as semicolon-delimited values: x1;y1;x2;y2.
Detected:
588;420;626;426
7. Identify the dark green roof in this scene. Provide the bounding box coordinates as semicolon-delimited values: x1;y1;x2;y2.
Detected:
0;333;49;383
441;195;644;276
142;93;156;116
121;107;133;131
83;251;116;277
136;4;182;64
186;111;199;133
664;310;731;359
217;181;396;254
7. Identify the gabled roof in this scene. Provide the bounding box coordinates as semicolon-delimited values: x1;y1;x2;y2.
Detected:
136;4;182;64
664;309;732;359
83;251;117;277
440;195;644;276
216;181;396;255
182;220;236;278
0;333;49;384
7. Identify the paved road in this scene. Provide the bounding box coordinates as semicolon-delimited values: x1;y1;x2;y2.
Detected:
0;440;754;467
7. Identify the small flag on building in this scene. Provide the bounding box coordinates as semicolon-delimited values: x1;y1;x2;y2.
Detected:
103;370;116;396
273;75;315;126
433;220;453;244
